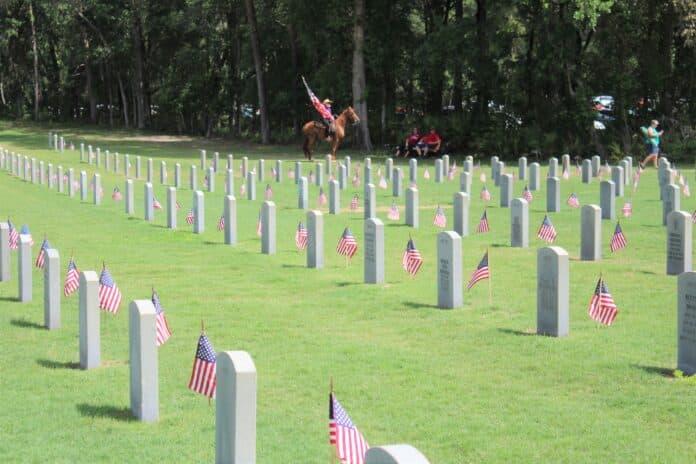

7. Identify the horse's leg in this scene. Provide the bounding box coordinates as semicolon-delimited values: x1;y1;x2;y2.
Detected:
307;135;314;161
331;137;339;161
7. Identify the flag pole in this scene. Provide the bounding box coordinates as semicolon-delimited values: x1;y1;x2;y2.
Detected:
487;247;492;306
330;377;336;464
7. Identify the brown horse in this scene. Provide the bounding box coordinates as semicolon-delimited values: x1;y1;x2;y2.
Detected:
302;106;360;160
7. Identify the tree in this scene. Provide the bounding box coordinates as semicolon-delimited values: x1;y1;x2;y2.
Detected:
244;0;270;143
352;0;372;151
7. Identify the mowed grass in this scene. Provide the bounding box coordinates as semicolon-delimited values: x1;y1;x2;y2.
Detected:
1;122;695;463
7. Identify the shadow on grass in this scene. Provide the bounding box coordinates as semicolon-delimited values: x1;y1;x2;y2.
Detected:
0;296;19;302
336;281;362;287
281;264;305;269
638;270;658;275
10;318;44;330
497;328;536;337
633;364;675;378
36;359;80;370
76;403;134;422
402;301;441;310
203;240;223;245
490;243;509;248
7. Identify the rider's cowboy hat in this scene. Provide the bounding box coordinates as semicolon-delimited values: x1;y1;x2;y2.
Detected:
322;99;333;105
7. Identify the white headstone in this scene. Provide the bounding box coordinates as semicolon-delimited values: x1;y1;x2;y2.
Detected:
129;300;159;422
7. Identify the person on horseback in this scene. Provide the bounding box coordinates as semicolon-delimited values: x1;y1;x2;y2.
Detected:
321;98;336;137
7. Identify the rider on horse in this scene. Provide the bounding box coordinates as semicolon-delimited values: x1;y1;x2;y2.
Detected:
321;98;336;137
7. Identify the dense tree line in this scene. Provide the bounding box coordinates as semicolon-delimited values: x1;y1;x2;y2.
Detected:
1;0;694;157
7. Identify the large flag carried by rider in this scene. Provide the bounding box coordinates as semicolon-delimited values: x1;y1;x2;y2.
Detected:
302;76;334;121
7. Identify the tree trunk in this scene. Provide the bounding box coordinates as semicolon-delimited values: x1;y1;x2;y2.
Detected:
352;0;372;151
131;0;148;129
452;0;463;113
83;33;97;124
243;0;271;143
117;73;129;128
28;2;40;121
288;23;300;136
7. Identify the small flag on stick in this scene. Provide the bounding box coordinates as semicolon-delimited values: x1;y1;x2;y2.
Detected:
35;238;50;269
329;392;369;464
188;332;217;398
467;251;490;290
63;257;79;297
433;206;447;228
475;210;490;233
336;228;358;259
588;276;618;325
152;290;172;346
98;265;123;314
402;238;423;276
295;222;308;250
610;222;627;252
536;215;557;243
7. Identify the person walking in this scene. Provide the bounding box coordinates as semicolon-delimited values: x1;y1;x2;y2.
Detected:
640;119;664;168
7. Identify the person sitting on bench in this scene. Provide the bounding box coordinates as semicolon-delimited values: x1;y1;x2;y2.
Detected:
395;127;422;157
415;129;441;157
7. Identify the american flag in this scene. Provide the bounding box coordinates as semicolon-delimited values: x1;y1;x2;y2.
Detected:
63;257;79;297
480;172;486;182
575;163;581;176
475;209;490;233
240;183;246;196
622;199;632;217
522;185;533;203
350;194;359;211
264;184;273;200
387;202;400;220
289;169;295;180
8;219;19;250
402;238;423;276
217;215;225;231
536;215;557;243
295;222;308;250
19;225;34;247
481;185;491;201
610;221;627;252
35;238;50;269
152;290;172;346
257;212;263;237
633;172;640;192
352;173;360;187
329;393;369;464
318;188;327;206
153;197;162;209
188;333;217;398
692;210;696;224
377;167;382;177
679;174;685;186
378;176;387;189
588;277;618;325
684;181;691;197
185;209;194;225
271;167;277;178
302;76;334;121
112;187;122;201
98;266;122;313
467;251;490;289
424;169;430;180
337;228;358;258
603;161;611;174
562;168;570;180
176;201;182;211
567;193;580;208
433;206;447;228
448;165;456;180
308;171;315;183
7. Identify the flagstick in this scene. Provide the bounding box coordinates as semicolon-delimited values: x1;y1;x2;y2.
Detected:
487;248;492;306
330;377;335;464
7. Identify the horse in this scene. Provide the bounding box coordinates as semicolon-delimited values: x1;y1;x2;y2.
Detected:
302;106;360;160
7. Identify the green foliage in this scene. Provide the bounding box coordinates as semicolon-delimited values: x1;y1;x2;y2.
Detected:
0;0;694;155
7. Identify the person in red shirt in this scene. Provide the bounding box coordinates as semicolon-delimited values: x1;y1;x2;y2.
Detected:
415;129;441;157
395;127;422;157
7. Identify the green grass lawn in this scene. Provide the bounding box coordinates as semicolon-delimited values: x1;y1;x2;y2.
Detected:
1;122;695;463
